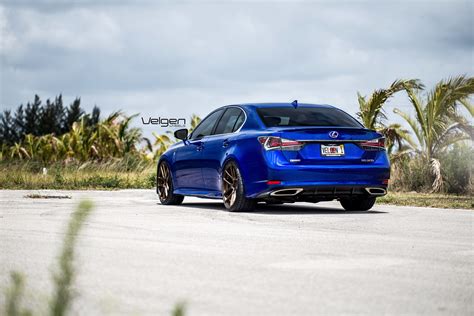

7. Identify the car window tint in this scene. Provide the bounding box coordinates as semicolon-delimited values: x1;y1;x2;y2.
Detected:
190;109;224;140
232;112;245;132
214;108;243;135
257;107;362;128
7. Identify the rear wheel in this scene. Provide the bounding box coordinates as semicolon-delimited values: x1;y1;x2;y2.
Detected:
222;161;256;212
157;161;184;205
340;197;376;211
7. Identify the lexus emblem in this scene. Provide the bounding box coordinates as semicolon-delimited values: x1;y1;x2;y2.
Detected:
329;131;339;138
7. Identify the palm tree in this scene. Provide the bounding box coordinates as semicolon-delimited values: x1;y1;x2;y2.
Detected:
189;114;201;133
151;131;173;159
357;79;424;129
378;123;414;156
394;75;474;191
357;79;424;153
94;112;144;159
3;111;148;163
149;114;202;160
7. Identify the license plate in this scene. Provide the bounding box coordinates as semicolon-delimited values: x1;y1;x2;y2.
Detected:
321;144;345;156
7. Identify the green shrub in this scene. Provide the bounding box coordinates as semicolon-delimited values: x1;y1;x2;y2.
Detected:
391;143;473;194
390;155;431;192
440;143;473;194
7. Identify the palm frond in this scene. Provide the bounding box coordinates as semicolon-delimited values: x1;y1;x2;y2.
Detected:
393;108;424;148
403;87;428;142
434;131;470;154
430;158;443;192
459;98;474;117
357;79;423;129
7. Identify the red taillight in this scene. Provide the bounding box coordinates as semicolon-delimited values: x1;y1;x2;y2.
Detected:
267;180;281;185
258;136;304;151
268;137;282;148
359;138;385;151
281;139;302;147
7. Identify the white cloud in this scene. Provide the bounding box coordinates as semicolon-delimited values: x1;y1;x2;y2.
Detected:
0;0;472;139
1;6;121;63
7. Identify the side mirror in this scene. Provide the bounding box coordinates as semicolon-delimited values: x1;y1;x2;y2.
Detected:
174;128;188;140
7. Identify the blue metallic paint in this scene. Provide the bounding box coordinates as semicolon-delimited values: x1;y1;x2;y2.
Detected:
158;103;390;200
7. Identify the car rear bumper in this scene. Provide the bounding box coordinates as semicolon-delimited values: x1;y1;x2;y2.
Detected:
244;164;390;198
254;185;387;200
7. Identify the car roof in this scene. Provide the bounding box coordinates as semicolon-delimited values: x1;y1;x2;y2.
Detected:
231;103;336;110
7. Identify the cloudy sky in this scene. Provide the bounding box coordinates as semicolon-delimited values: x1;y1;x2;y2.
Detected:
0;0;472;135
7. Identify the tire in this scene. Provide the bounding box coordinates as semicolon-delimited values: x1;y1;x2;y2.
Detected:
340;197;376;211
157;161;184;205
222;161;256;212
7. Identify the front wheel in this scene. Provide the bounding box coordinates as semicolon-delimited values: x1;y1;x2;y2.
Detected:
222;161;256;212
340;197;376;211
157;161;184;205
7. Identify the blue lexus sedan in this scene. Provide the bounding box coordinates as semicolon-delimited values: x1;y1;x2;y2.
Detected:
157;103;390;212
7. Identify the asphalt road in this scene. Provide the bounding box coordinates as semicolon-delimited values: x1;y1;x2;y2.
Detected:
0;190;472;315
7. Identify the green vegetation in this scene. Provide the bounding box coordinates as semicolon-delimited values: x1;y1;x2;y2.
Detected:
357;79;424;155
357;75;473;196
0;94;100;147
0;160;155;190
50;200;94;316
393;75;473;192
4;200;93;316
390;143;473;194
5;272;30;316
378;192;473;209
1;111;147;162
172;302;186;316
0;94;202;163
0;76;472;207
3;201;187;315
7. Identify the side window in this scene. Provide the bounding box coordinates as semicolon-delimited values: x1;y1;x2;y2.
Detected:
190;109;224;140
232;112;245;132
214;108;244;135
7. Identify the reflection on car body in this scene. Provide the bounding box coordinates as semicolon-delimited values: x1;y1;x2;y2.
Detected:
157;103;390;212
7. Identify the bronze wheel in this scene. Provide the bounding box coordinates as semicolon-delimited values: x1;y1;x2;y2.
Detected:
221;161;256;212
157;161;184;205
223;163;238;208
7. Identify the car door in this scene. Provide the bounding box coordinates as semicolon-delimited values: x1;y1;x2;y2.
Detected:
173;109;224;190
201;107;245;191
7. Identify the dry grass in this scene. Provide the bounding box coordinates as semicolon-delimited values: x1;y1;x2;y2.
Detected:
379;192;473;209
0;160;155;190
1;161;472;209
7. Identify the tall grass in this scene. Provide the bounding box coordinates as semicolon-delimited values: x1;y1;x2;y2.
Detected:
5;272;31;316
4;200;94;316
0;158;155;190
49;200;93;316
3;201;188;315
390;143;473;194
172;302;186;316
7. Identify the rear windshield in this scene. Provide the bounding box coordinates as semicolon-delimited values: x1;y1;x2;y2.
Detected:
257;107;363;128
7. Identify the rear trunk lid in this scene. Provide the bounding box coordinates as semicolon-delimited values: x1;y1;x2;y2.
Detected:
270;127;383;165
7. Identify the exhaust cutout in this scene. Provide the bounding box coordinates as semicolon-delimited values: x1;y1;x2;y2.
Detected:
270;188;303;197
365;187;387;196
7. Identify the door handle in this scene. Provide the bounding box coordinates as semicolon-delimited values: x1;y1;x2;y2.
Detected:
196;144;203;151
222;140;230;148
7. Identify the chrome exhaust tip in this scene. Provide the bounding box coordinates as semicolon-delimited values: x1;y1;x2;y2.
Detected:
365;187;387;196
270;188;304;197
